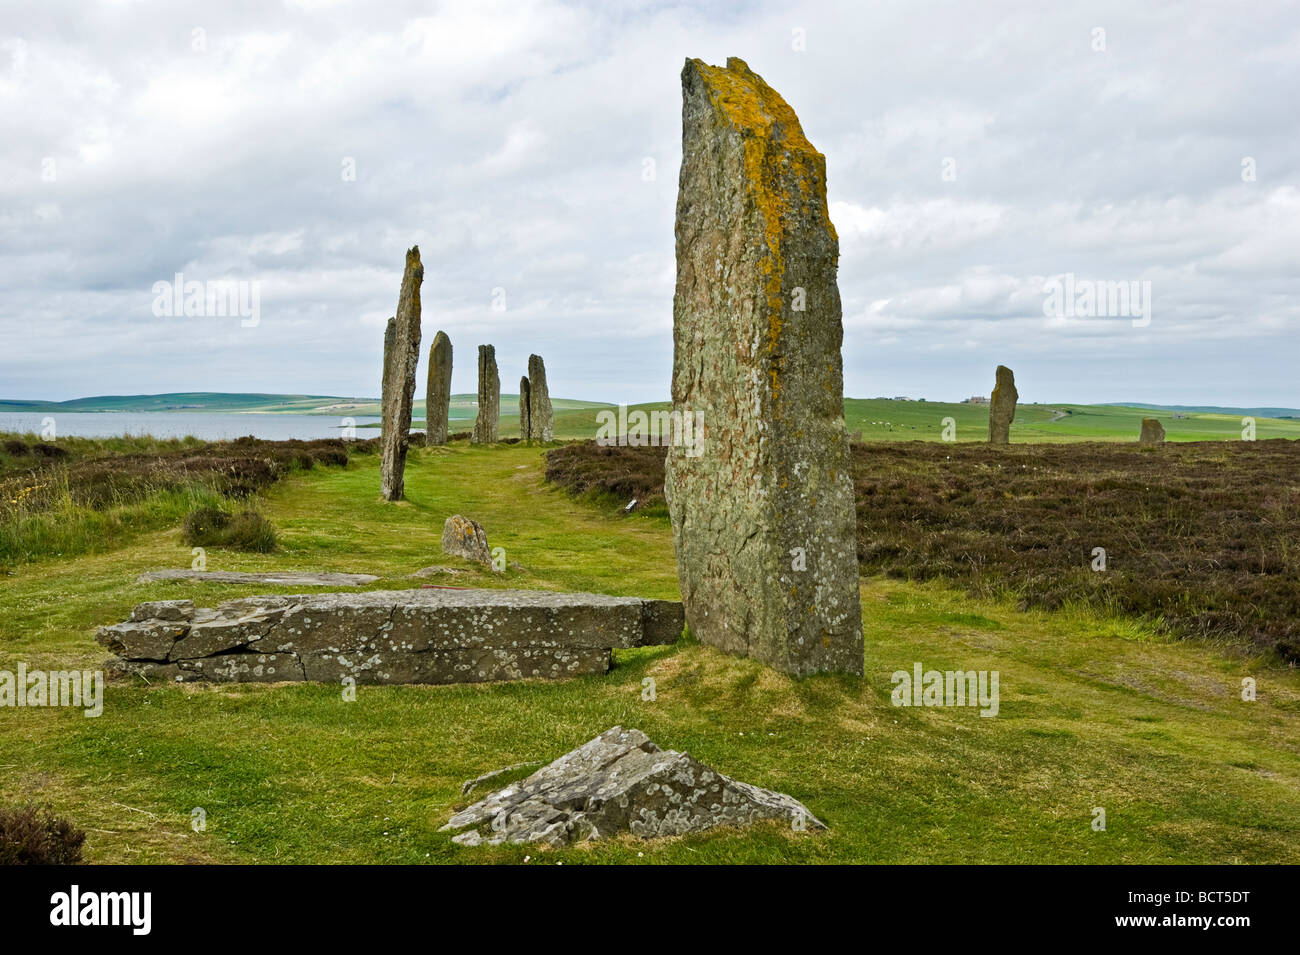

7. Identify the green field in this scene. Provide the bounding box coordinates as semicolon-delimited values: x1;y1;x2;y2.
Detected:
2;442;1297;863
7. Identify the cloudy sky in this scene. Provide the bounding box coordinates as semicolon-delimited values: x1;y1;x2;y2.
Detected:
2;0;1297;406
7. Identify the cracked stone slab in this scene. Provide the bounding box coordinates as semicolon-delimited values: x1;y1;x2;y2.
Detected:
100;590;684;684
135;570;380;586
441;726;825;847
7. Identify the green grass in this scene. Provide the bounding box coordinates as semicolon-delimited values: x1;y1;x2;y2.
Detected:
1;444;1297;863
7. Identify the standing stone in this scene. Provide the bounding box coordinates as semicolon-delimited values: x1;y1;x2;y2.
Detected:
471;345;499;444
380;317;396;409
988;365;1018;444
664;57;863;677
1139;418;1166;445
526;354;554;442
380;247;423;501
426;331;452;446
519;376;531;444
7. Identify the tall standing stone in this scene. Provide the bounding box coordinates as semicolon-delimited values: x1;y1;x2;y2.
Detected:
425;331;452;446
1139;418;1166;445
527;354;553;442
472;345;499;444
380;247;423;501
664;57;863;677
988;365;1018;444
519;376;531;443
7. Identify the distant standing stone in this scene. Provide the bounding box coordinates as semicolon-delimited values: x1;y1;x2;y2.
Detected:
1139;418;1166;445
426;330;452;446
664;57;863;677
519;375;531;444
472;345;500;444
441;514;493;566
527;354;554;442
380;247;423;501
988;365;1018;444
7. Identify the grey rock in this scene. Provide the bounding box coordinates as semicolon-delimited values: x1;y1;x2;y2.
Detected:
1139;418;1166;445
100;589;684;684
301;645;611;685
461;761;544;797
988;365;1018;444
441;515;492;566
135;569;379;586
426;330;452;446
96;620;188;661
526;354;553;442
129;600;195;623
381;246;424;500
380;317;395;410
664;57;863;677
472;345;500;444
518;375;531;444
441;726;825;847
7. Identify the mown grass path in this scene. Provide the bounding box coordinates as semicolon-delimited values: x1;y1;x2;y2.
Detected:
1;443;1297;863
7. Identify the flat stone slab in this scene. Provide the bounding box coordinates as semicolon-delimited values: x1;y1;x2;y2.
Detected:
441;726;825;847
99;590;685;685
136;570;379;587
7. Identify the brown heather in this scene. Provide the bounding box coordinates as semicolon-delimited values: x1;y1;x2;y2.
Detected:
547;439;1300;662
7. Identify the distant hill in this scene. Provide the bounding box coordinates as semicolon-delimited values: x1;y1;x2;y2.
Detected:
0;393;359;414
1116;402;1300;419
3;393;1298;443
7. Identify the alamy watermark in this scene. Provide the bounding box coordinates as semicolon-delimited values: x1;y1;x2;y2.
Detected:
891;662;999;717
1;665;103;717
595;405;704;457
1042;273;1151;327
152;272;261;327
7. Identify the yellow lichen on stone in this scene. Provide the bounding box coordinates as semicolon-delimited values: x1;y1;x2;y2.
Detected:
688;57;834;407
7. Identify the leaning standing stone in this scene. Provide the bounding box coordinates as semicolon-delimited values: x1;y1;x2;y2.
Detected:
426;330;452;446
664;57;863;677
1139;418;1166;445
527;354;554;442
472;345;500;444
380;247;423;501
988;365;1018;444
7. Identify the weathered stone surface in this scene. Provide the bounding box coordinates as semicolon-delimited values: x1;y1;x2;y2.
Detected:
100;589;683;684
641;599;686;647
301;646;611;685
472;345;500;444
441;726;824;847
1139;418;1166;445
380;246;424;500
518;376;531;444
988;365;1018;444
135;570;378;586
526;354;553;442
96;620;188;661
380;317;395;409
461;761;544;797
664;57;863;677
426;330;452;446
129;600;195;623
441;515;492;566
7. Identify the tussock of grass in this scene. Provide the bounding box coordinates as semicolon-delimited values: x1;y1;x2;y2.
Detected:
181;506;277;552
